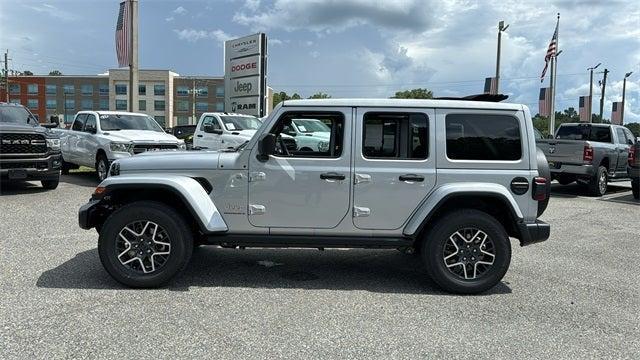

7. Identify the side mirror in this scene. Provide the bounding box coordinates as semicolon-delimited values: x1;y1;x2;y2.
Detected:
257;133;276;162
50;115;60;125
203;124;223;135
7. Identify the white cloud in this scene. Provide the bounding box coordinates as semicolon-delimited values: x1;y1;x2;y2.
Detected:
24;3;75;21
165;16;174;22
244;0;261;11
173;6;188;15
269;38;284;45
173;29;233;44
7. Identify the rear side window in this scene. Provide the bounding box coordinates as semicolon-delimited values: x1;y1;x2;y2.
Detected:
363;112;428;159
445;114;521;161
616;128;628;144
72;114;87;131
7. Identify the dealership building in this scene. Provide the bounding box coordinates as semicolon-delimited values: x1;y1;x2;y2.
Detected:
0;69;225;128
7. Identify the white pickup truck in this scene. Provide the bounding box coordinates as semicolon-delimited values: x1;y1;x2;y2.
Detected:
56;111;185;180
282;118;330;152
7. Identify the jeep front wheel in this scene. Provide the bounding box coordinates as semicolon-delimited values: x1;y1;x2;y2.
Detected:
422;210;511;294
98;201;193;288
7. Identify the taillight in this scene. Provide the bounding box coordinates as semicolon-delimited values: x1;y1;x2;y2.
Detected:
630;146;636;166
532;176;548;201
583;145;594;164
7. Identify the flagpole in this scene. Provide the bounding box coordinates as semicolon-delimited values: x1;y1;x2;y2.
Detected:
129;0;139;113
549;13;559;134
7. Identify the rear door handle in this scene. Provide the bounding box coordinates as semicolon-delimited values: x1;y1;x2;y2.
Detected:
320;172;345;181
399;174;424;182
196;134;203;138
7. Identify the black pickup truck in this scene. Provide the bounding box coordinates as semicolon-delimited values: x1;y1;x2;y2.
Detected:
0;102;62;189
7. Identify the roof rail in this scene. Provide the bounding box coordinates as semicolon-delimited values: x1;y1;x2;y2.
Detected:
434;94;509;102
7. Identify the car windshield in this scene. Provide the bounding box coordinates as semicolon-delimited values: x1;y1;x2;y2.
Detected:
100;114;164;132
0;106;37;125
293;119;331;133
556;124;611;142
221;116;261;131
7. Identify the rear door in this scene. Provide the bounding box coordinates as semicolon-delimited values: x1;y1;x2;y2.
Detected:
614;127;631;173
79;114;99;167
65;114;87;164
352;108;436;230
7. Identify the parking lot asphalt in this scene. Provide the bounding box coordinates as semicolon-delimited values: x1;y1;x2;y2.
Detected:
1;173;639;359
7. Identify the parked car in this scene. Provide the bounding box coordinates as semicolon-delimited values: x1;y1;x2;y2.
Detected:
282;118;330;152
79;96;551;294
0;102;61;189
56;111;185;181
167;125;196;149
628;139;639;199
537;123;635;196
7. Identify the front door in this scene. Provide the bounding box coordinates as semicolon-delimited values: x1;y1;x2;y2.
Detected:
353;108;436;230
195;115;222;150
247;108;352;228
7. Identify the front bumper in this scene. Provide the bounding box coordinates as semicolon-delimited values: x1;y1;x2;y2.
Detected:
0;153;62;181
518;220;550;246
550;163;594;177
78;199;101;230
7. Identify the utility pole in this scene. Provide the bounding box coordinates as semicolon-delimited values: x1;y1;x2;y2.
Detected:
598;68;609;122
495;20;509;93
587;63;601;123
3;50;10;102
129;0;139;112
621;71;633;123
188;78;202;125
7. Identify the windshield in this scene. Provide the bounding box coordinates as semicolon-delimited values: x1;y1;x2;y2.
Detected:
293;119;331;133
556;124;611;142
100;114;164;132
221;116;261;131
0;106;36;125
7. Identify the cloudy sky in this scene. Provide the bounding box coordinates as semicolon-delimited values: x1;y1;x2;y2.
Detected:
1;0;638;122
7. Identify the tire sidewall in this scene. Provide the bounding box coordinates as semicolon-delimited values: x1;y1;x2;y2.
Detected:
423;210;511;294
98;202;192;288
96;155;109;182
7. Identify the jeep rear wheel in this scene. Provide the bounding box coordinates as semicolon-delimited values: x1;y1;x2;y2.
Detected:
98;201;193;288
422;210;511;294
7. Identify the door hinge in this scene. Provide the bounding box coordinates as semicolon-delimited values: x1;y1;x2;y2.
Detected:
354;173;371;184
248;204;266;215
249;172;266;182
353;206;371;217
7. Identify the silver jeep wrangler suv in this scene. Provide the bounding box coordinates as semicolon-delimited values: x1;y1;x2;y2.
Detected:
79;96;551;294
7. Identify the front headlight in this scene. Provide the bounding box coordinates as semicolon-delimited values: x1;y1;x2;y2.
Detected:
178;141;186;150
110;142;132;153
46;138;60;150
318;140;330;152
109;161;120;177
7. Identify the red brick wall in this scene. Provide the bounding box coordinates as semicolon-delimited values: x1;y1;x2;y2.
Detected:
1;77;47;122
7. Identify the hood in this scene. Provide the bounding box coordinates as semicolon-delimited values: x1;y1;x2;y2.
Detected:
231;129;258;139
0;123;55;137
102;129;181;143
118;150;221;171
300;131;330;139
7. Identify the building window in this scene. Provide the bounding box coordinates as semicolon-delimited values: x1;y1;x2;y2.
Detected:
116;99;127;110
9;98;20;104
154;100;165;111
46;99;57;110
81;99;93;110
177;115;189;125
215;102;224;111
81;84;93;96
216;86;224;97
176;100;189;112
139;84;146;95
115;84;127;95
63;84;74;94
27;99;39;109
139;100;146;111
64;114;75;124
195;102;208;112
154;116;166;128
445;114;522;161
64;99;75;110
177;86;188;96
154;84;165;96
99;83;109;96
196;86;208;97
99;99;109;110
28;84;39;95
45;84;57;95
9;83;20;94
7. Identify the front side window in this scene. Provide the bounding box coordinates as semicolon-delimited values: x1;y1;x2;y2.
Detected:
270;112;344;158
115;99;127;110
72;114;87;131
45;84;57;95
201;115;221;130
154;84;165;96
81;84;93;96
445;113;521;161
154;100;165;111
100;114;163;132
363;113;428;159
28;84;38;95
115;84;127;95
84;114;97;132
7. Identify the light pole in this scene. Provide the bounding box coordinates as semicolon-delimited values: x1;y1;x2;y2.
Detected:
587;63;601;122
598;68;609;122
622;71;633;123
188;78;203;125
495;20;509;93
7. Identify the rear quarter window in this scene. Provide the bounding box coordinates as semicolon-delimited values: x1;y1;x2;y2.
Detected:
445;113;521;161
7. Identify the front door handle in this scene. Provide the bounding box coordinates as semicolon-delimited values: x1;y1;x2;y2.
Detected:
320;172;345;181
399;174;424;182
196;134;203;138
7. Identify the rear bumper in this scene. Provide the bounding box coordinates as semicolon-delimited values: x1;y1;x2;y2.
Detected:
550;163;594;177
518;220;550;246
0;154;62;181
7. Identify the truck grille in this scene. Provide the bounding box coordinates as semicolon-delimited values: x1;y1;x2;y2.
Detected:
0;161;48;169
0;133;47;154
132;144;178;154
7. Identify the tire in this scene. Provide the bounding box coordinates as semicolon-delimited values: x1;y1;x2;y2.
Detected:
421;209;511;294
41;178;59;189
98;201;193;288
588;166;608;197
632;178;639;199
95;154;109;182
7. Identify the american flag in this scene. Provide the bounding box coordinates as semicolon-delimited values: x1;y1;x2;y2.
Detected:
115;1;130;68
578;96;590;122
611;102;623;125
539;87;551;117
483;77;497;94
540;19;559;83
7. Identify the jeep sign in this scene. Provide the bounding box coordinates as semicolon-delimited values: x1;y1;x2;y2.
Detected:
224;33;267;117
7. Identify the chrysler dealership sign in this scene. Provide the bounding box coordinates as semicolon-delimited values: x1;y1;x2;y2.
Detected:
224;33;267;117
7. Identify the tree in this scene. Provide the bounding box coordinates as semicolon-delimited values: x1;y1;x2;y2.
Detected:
391;88;433;99
272;91;302;107
308;92;331;99
626;122;640;138
22;70;33;75
49;70;62;76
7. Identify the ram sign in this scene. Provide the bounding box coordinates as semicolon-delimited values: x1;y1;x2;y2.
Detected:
224;33;267;117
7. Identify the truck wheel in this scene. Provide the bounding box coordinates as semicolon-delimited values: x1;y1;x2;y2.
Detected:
421;209;511;294
98;201;193;288
632;178;639;199
41;179;59;189
588;166;608;197
96;154;109;182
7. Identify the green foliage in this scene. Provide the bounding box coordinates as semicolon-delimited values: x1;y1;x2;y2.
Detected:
308;92;331;99
272;91;301;107
22;70;33;75
48;70;62;76
626;122;640;138
391;88;433;99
